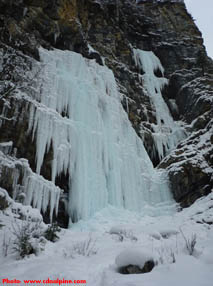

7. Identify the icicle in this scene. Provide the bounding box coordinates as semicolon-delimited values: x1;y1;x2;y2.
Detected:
0;151;61;222
23;173;61;222
23;7;28;17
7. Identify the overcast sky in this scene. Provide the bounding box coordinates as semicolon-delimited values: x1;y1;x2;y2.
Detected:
184;0;213;59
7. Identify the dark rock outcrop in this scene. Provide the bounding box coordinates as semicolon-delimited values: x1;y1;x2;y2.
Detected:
160;118;213;207
118;260;155;274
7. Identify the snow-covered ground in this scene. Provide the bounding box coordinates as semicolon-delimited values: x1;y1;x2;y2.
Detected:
1;192;213;286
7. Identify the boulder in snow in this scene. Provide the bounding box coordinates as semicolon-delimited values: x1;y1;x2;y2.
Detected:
115;249;155;274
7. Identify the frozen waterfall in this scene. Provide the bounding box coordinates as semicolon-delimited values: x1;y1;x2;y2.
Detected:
133;49;186;161
28;47;175;223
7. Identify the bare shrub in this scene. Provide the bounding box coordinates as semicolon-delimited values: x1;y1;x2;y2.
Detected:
44;223;61;242
73;236;97;257
179;228;197;256
109;227;137;242
156;245;177;265
64;236;97;258
121;230;138;242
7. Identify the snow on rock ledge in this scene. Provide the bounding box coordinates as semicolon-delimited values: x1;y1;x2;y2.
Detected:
0;187;43;222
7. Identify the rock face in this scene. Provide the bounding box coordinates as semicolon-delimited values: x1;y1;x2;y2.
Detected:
0;0;212;225
160;76;213;207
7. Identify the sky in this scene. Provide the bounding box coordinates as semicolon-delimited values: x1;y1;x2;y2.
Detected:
184;0;213;59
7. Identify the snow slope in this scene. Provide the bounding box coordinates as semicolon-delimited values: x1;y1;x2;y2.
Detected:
0;192;213;286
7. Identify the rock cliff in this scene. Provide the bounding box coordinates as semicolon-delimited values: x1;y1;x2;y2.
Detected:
0;0;212;226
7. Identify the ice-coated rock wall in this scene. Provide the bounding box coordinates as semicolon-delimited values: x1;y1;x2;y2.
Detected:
0;151;61;221
0;0;212;223
28;48;175;223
